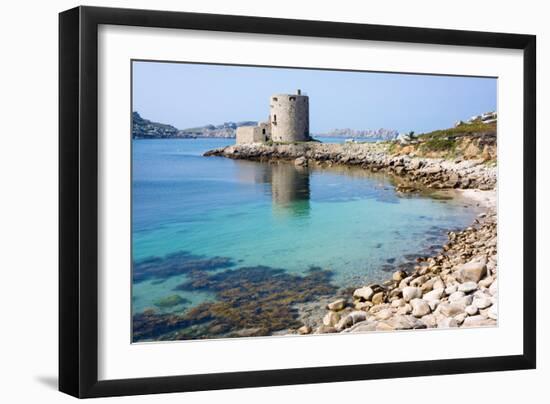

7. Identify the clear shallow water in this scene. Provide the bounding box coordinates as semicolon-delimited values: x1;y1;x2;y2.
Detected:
132;138;479;315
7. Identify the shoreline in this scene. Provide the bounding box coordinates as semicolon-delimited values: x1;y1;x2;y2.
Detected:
292;188;497;335
204;142;497;191
205;142;498;335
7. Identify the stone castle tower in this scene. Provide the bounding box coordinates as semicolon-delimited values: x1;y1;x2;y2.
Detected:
236;89;310;144
270;90;310;142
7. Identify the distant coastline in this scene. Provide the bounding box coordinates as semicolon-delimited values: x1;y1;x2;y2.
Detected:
132;111;399;141
132;111;257;139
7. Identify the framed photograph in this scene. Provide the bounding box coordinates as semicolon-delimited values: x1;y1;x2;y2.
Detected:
59;6;536;398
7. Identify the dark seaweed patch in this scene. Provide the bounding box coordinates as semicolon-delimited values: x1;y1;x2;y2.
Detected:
133;250;235;283
133;264;337;341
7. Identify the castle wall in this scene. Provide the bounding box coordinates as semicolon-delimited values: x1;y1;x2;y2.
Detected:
236;126;267;144
270;94;309;142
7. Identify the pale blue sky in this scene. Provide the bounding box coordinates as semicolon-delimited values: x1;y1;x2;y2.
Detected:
132;61;496;134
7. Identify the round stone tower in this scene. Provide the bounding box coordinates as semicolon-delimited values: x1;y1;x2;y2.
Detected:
270;89;310;142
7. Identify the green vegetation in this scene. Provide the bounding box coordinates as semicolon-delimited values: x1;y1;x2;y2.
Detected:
418;121;496;140
420;137;457;153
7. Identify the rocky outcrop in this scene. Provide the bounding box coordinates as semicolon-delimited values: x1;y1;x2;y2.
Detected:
204;142;496;190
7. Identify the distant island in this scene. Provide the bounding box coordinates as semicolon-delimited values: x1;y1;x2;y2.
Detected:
133;112;399;141
314;128;399;140
132;112;257;139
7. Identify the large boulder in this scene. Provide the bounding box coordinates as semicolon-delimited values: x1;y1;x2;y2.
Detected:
410;298;431;317
457;257;488;283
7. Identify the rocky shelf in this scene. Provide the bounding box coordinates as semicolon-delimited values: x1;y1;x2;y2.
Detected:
204;142;496;191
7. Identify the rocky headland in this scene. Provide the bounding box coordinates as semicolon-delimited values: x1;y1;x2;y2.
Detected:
204;141;496;191
203;118;499;335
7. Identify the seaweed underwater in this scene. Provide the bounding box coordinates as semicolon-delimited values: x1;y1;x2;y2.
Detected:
132;252;338;342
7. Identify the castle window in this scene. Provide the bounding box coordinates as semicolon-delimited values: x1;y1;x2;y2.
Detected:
272;97;278;101
273;114;277;123
262;128;266;135
289;96;296;101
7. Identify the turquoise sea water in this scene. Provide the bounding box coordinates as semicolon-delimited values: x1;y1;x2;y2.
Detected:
132;139;479;321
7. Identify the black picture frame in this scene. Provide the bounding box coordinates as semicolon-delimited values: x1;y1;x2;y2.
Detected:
59;5;536;398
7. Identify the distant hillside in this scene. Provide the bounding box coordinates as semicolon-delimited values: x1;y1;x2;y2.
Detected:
132;112;179;138
315;128;399;140
132;112;257;139
179;121;257;138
